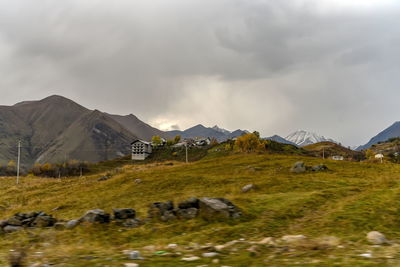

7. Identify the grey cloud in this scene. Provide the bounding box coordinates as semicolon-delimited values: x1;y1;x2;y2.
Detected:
0;0;399;145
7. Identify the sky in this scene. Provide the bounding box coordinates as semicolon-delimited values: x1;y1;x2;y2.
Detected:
0;0;399;146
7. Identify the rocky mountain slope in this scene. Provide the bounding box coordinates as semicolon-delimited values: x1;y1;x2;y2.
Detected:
265;135;297;146
0;95;166;166
285;130;336;147
168;124;248;142
357;122;400;151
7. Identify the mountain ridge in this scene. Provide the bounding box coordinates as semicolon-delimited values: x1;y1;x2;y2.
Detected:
285;130;336;147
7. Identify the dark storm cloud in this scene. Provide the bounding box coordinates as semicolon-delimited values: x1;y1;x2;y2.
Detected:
0;0;399;145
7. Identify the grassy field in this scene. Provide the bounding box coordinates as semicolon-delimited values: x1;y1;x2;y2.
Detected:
1;152;400;266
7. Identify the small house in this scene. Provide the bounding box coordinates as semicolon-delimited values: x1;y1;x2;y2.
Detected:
332;155;344;161
131;140;152;160
195;137;211;146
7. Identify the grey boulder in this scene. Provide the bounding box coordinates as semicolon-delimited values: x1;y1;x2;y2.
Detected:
79;209;110;223
290;162;306;173
198;198;242;220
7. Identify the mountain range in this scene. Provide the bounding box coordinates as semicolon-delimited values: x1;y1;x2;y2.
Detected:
357;122;400;151
0;95;169;167
4;95;400;168
167;125;249;142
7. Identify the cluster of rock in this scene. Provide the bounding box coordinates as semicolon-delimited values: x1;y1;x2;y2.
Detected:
148;197;242;222
290;162;328;173
59;208;144;230
0;197;241;234
0;211;57;233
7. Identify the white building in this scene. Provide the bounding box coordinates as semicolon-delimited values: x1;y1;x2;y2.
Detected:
131;140;152;160
332;155;344;161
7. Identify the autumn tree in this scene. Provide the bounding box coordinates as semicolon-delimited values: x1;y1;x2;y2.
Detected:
174;135;181;144
152;136;162;146
235;133;262;153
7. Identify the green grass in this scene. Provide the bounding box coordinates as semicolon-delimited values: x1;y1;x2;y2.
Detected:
1;153;400;266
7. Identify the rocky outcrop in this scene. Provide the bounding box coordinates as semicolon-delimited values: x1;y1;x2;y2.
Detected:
0;211;57;233
198;198;242;220
147;197;242;221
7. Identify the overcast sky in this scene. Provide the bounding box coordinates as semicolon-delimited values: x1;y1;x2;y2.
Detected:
0;0;399;146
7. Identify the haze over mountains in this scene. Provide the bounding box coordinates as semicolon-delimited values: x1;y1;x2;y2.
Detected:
167;125;249;142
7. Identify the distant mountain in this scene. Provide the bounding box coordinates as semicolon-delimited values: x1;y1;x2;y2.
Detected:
168;124;248;142
285;130;336;147
108;113;170;140
212;125;231;135
0;95;170;167
265;135;297;146
357;122;400;151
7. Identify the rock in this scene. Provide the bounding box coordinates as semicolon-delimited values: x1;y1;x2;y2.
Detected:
54;222;66;230
113;208;136;220
177;208;198;220
97;175;111;181
148;201;176;221
257;237;275;246
281;235;307;244
241;184;255;193
3;225;23;233
181;256;201;262
126;251;144;260
367;231;388;245
160;210;177;222
0;219;8;227
178;198;199;209
202;252;219;258
359;253;373;258
7;216;23;226
212;259;220;264
66;220;80;229
198;198;242;220
31;215;57;227
124;264;139;267
166;244;178;250
134;179;142;184
312;164;328;172
214;240;239;251
79;209;110;223
123;219;143;228
316;236;340;248
291;162;306;173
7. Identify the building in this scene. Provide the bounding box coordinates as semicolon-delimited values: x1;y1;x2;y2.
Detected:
131;140;152;160
375;153;384;163
332;155;344;161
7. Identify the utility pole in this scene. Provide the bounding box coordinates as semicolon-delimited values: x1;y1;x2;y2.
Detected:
185;143;188;164
16;140;21;185
322;148;325;160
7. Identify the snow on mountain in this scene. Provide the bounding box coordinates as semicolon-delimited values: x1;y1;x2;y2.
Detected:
285;130;336;147
212;125;231;135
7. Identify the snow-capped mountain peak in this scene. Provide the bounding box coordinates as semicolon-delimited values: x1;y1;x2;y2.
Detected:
285;130;336;147
212;125;231;135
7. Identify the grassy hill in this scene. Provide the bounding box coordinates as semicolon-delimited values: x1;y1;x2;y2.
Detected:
0;152;399;266
303;142;365;161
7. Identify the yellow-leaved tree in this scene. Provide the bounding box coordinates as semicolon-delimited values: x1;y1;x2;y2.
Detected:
235;132;262;153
